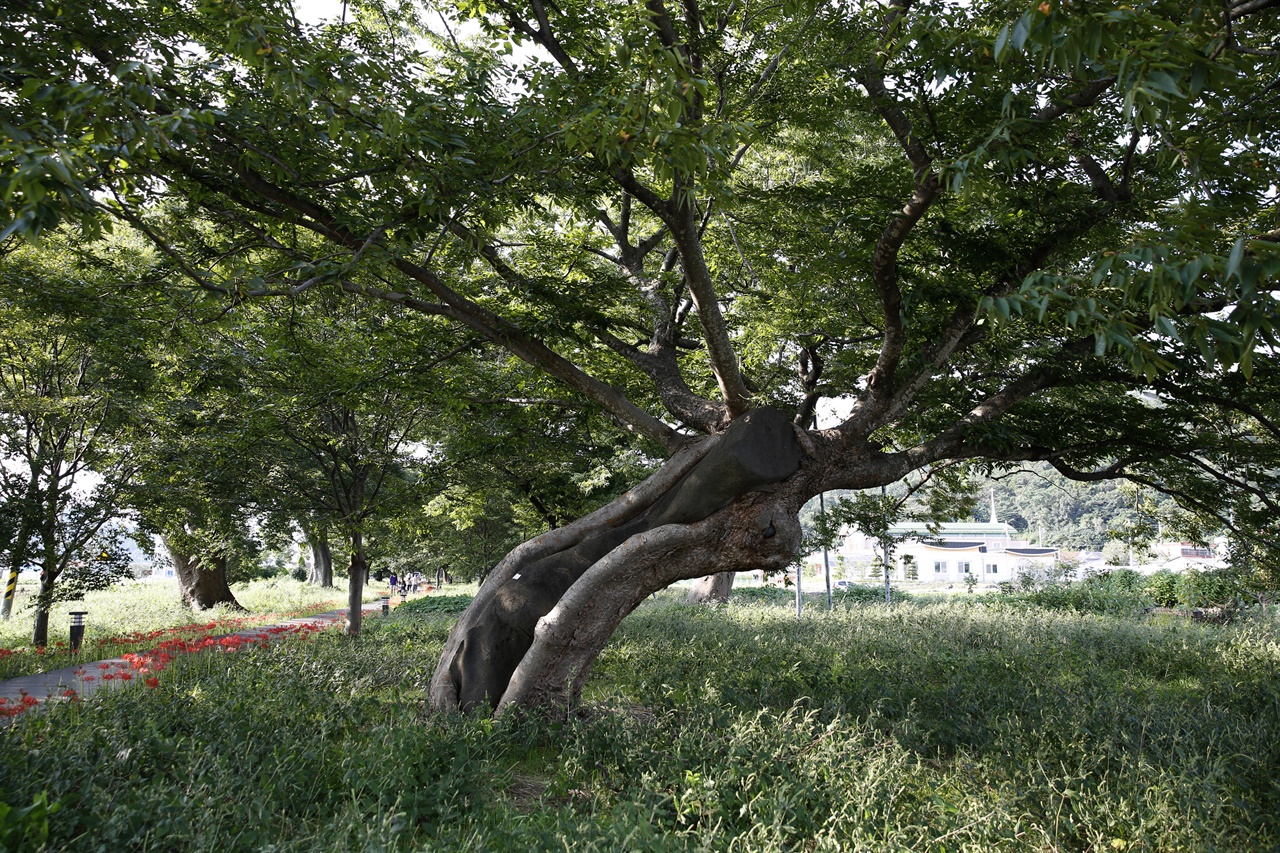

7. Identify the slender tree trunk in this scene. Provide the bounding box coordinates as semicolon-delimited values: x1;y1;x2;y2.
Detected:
2;483;41;620
344;528;366;636
0;563;19;621
29;563;56;645
30;576;54;647
30;520;61;646
165;536;244;610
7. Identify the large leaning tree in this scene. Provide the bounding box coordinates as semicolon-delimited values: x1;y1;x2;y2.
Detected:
3;0;1278;712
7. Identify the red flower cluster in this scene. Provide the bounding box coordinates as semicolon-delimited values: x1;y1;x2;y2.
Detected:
97;601;344;653
0;693;41;717
1;612;342;719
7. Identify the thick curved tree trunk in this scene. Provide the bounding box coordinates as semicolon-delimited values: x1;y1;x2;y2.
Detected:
164;537;243;611
430;407;807;715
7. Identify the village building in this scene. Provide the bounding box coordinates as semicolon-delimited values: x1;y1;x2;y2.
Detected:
840;522;1059;584
820;495;1059;584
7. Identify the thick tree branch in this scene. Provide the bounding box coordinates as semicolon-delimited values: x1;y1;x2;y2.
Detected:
897;338;1096;470
1032;76;1117;122
180;156;683;450
612;167;752;421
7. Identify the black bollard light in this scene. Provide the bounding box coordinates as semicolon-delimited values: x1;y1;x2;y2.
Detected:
380;595;390;614
69;611;88;653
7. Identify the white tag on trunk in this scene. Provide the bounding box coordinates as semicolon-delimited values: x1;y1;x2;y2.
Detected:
512;573;522;580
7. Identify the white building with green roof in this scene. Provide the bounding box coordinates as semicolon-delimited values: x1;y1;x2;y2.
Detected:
835;500;1060;584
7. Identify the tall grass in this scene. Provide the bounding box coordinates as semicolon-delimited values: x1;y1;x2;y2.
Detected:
1;595;1276;851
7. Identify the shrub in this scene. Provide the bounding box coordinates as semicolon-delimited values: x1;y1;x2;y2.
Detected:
395;594;475;615
998;569;1152;616
834;582;910;605
1178;568;1245;609
728;586;793;606
1145;569;1180;607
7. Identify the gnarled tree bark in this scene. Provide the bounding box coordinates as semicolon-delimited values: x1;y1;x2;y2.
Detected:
430;407;805;714
307;530;334;587
685;571;736;605
164;535;243;611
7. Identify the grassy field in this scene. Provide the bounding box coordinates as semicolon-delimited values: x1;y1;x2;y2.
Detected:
1;589;1277;851
0;577;371;680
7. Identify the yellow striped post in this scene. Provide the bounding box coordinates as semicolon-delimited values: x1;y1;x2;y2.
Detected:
1;565;18;619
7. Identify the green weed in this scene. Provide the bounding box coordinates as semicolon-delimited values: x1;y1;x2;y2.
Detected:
0;597;1275;850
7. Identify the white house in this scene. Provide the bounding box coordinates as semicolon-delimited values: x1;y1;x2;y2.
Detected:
841;520;1058;583
822;497;1059;584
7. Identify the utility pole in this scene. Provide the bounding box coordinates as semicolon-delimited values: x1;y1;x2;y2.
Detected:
795;558;803;617
814;412;832;612
882;485;891;605
820;490;832;611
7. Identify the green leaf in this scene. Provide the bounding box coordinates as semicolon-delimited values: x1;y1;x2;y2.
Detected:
1226;237;1245;281
994;23;1010;60
1011;12;1032;51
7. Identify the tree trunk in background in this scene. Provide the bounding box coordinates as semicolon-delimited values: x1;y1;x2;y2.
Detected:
165;536;243;610
344;528;366;636
2;479;41;620
686;571;736;604
30;575;53;647
303;522;334;587
310;537;334;587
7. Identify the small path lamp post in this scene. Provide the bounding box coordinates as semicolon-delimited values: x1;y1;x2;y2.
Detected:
381;595;390;615
69;611;87;654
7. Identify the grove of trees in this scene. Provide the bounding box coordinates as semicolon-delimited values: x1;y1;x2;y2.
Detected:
2;0;1277;712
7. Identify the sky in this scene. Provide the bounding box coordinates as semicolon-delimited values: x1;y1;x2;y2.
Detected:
293;0;347;25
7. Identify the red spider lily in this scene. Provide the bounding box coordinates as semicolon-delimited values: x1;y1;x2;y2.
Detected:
144;677;159;688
